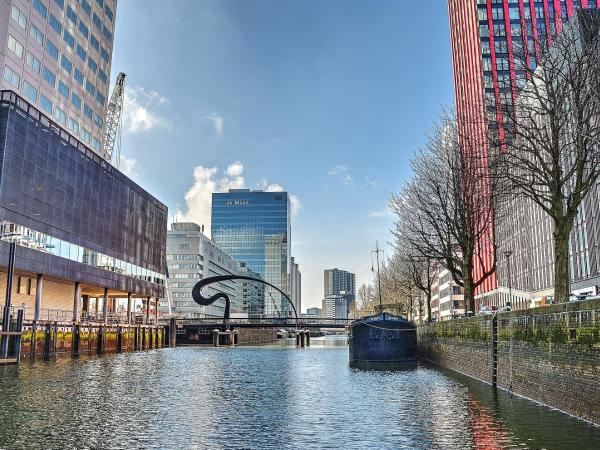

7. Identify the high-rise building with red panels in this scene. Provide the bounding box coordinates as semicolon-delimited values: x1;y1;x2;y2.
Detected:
447;0;599;305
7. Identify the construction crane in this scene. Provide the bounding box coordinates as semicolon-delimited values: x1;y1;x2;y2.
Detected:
102;72;126;166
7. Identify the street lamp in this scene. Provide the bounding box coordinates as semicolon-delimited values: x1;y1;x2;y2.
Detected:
504;250;513;310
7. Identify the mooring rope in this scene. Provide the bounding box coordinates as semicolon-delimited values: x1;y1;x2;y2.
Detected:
355;321;417;332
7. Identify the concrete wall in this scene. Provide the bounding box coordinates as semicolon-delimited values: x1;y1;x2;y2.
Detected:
236;328;278;345
418;300;600;425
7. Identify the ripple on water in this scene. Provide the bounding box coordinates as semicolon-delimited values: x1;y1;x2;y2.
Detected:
0;346;599;449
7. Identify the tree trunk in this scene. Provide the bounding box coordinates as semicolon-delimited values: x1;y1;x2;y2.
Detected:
463;262;475;314
426;293;432;322
553;222;571;303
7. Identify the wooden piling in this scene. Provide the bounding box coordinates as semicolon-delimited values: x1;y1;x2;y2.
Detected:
72;323;80;357
213;329;220;347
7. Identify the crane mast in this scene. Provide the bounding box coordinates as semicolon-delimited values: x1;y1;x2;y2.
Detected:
102;72;126;166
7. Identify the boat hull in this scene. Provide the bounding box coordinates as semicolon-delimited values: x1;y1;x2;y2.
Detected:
349;313;417;369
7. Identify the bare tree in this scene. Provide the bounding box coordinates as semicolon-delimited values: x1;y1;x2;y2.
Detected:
496;11;600;302
390;111;499;314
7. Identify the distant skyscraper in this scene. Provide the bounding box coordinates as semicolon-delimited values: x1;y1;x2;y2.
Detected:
324;268;355;298
212;189;291;316
290;257;301;315
1;0;117;154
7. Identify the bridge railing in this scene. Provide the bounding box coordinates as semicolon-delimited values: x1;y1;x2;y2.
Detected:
171;317;354;327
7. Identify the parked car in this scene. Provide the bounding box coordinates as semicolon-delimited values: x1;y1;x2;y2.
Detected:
477;305;494;316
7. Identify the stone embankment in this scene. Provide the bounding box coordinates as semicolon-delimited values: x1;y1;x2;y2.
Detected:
418;299;600;425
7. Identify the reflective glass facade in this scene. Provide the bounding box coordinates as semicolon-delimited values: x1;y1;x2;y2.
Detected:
0;91;167;293
211;190;290;316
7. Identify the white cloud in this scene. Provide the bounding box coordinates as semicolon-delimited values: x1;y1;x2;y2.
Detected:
119;155;140;180
328;164;353;185
123;85;171;134
205;113;224;136
176;161;301;236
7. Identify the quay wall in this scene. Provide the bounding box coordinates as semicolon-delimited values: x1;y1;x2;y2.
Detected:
19;322;166;359
237;328;278;345
417;300;600;425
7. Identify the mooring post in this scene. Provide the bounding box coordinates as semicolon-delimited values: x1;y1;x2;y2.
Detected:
492;314;498;388
43;322;52;359
14;309;24;364
116;325;122;353
72;323;80;357
213;329;220;347
233;329;239;346
296;331;301;347
98;325;105;355
305;330;310;347
169;317;177;347
301;330;306;348
31;320;37;359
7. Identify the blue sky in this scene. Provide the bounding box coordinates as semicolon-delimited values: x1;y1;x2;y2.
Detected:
112;0;454;311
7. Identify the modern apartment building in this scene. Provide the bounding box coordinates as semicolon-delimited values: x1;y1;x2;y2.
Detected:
448;0;600;307
324;268;355;298
212;189;291;317
322;294;352;320
1;0;116;154
290;256;301;316
166;222;241;319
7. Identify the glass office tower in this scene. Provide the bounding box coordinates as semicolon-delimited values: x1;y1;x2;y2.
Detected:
211;189;291;317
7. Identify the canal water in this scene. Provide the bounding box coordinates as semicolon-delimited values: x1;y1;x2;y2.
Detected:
1;340;599;449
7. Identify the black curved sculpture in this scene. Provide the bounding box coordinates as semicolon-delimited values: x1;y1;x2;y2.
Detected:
191;275;299;326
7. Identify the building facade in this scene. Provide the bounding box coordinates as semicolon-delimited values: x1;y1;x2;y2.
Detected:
0;91;166;323
322;294;352;320
166;222;241;319
212;189;291;317
324;268;355;298
290;256;301;316
1;0;116;154
448;0;600;308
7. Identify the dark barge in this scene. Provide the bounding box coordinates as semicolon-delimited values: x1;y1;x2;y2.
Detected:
348;313;417;369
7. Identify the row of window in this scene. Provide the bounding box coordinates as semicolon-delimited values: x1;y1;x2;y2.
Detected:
4;63;102;151
0;221;165;286
35;0;113;42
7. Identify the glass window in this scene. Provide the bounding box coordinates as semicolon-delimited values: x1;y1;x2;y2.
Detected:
66;6;78;24
104;5;113;22
71;92;82;109
91;136;101;150
49;14;62;34
30;24;45;46
83;103;93;120
46;40;59;59
85;80;95;96
69;117;79;134
11;5;27;29
40;95;53;114
43;66;56;87
95;0;104;7
81;127;91;143
63;30;75;49
76;44;87;61
58;80;69;98
98;69;108;84
7;35;24;58
100;47;109;63
92;12;102;29
61;55;73;74
90;34;100;52
102;26;112;42
3;66;20;88
81;0;91;16
78;21;89;39
26;53;41;73
87;57;97;73
54;0;64;8
33;0;48;18
23;81;38;102
74;68;84;85
54;106;67;125
93;112;103;127
95;91;105;107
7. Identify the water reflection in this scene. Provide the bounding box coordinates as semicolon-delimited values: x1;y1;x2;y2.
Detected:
0;347;598;449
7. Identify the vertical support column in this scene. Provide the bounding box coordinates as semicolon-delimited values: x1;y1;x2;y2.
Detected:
82;295;89;317
145;297;150;325
14;309;24;364
43;322;52;359
94;297;99;318
213;329;220;347
1;242;16;359
72;323;80;357
102;288;108;324
169;317;177;347
72;282;81;323
492;314;498;388
116;325;122;353
155;298;159;325
127;293;132;325
34;274;43;322
305;330;310;347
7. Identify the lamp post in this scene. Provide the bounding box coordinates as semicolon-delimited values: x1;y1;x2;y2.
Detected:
504;250;513;310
